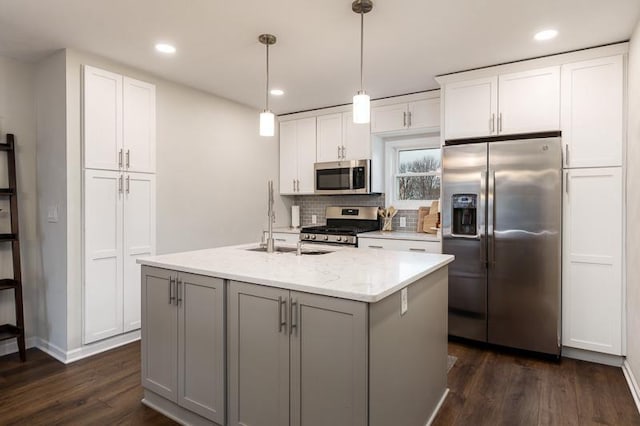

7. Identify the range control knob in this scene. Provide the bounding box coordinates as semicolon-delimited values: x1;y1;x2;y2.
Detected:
336;236;342;242
323;235;329;241
310;235;316;240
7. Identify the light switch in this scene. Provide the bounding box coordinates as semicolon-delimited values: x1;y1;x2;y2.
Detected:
312;214;317;224
47;205;59;223
401;287;408;315
399;217;407;228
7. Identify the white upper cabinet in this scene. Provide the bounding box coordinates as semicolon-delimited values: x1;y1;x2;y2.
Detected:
84;66;123;171
563;167;622;355
316;113;343;162
443;67;560;140
561;55;623;168
498;67;560;135
444;76;498;140
123;77;156;173
316;112;370;162
84;65;156;173
372;98;439;134
408;98;440;130
279;117;316;194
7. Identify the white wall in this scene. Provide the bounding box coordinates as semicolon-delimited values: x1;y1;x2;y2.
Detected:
626;20;640;385
59;48;289;352
34;50;68;352
0;55;40;353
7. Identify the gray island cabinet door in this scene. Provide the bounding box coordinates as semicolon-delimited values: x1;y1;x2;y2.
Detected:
228;281;290;426
141;266;178;401
290;291;368;426
177;272;225;424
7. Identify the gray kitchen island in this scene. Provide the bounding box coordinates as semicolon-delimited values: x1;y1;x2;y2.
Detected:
137;243;454;426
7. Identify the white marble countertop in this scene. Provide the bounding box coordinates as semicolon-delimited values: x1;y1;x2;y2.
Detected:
138;243;453;303
358;230;441;242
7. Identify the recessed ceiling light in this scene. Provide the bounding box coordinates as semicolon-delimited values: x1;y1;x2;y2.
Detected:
155;43;176;54
534;29;558;41
270;89;284;96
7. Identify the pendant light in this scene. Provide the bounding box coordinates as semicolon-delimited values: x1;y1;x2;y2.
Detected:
352;0;373;124
259;34;277;137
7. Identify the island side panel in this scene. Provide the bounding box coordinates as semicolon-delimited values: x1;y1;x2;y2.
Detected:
369;266;448;426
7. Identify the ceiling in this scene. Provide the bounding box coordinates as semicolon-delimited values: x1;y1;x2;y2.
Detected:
0;0;638;114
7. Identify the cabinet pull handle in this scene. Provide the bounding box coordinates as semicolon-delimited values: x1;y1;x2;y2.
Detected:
118;174;123;193
565;171;569;194
403;111;407;127
368;245;383;249
176;278;183;305
498;113;503;133
278;296;287;332
293;179;296;192
290;299;298;335
342;145;346;159
338;145;341;159
409;248;426;252
407;111;412;127
118;149;123;168
126;149;130;169
490;114;495;133
169;277;175;304
565;144;570;166
297;179;300;192
126;175;130;193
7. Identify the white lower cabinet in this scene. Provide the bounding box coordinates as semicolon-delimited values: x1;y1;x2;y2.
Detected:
359;236;441;253
227;280;368;426
141;267;225;424
562;167;623;355
83;169;155;344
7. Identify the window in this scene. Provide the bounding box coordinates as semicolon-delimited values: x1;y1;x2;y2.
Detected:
385;136;441;209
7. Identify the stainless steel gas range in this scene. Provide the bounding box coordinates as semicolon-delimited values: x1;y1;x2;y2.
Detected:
300;206;380;247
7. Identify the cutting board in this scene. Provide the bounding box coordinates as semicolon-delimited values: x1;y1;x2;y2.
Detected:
416;207;430;233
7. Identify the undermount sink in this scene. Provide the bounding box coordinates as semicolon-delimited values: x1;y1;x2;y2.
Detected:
246;246;333;255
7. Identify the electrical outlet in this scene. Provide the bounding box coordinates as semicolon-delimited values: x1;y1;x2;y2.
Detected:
399;216;406;228
401;288;408;315
312;214;317;224
47;205;59;223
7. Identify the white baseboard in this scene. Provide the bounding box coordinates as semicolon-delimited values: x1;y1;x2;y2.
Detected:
426;388;449;426
0;336;39;357
562;346;624;367
36;331;140;364
622;360;640;414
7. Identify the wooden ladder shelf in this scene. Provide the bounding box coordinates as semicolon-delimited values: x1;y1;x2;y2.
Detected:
0;134;26;361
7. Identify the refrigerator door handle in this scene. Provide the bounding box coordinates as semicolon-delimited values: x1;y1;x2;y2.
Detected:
479;171;487;264
487;170;496;265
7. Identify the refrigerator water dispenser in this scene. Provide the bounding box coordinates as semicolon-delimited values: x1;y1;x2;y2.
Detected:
451;194;477;236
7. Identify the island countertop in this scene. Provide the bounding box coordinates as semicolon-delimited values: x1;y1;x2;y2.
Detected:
138;243;454;303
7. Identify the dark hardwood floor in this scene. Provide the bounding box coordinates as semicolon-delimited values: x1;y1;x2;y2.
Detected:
0;340;638;425
434;340;640;426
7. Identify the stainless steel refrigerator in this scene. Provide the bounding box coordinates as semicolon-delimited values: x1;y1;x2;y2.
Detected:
442;135;562;356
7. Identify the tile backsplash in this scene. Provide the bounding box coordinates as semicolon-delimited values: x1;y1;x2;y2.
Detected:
292;194;420;231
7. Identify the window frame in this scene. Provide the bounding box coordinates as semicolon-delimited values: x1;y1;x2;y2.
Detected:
384;135;441;210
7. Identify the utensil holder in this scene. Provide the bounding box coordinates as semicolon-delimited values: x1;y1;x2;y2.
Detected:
382;217;393;231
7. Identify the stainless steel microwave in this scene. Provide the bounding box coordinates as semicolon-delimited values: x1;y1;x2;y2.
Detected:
314;159;371;195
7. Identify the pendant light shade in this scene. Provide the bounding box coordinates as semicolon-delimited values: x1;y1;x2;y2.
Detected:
260;110;275;136
353;91;370;124
259;34;277;137
352;0;373;124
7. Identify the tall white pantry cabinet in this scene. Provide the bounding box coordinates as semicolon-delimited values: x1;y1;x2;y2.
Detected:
83;65;156;344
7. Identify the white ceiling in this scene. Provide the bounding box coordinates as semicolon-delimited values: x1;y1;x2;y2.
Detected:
0;0;638;114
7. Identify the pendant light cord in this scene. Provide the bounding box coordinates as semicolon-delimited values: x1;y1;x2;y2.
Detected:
265;43;270;111
360;7;364;92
